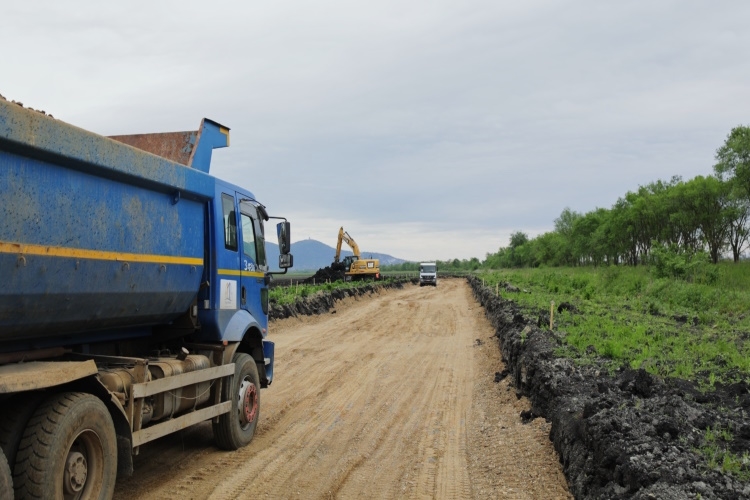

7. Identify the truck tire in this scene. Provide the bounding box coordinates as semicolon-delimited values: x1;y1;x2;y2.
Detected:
0;451;12;500
213;353;260;450
0;391;45;474
13;392;117;500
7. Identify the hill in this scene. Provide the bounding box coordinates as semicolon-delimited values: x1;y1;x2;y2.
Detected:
266;238;406;271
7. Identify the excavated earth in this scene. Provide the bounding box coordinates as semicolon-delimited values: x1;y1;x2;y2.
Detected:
301;265;347;284
269;278;417;320
467;276;750;499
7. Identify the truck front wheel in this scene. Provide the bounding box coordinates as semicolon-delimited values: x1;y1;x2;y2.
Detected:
13;392;117;499
213;353;260;450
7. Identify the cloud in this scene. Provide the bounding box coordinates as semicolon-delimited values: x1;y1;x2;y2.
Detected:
3;0;750;261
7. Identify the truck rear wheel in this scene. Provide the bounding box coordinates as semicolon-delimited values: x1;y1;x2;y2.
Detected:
13;392;117;500
0;451;12;500
0;391;45;475
213;353;260;450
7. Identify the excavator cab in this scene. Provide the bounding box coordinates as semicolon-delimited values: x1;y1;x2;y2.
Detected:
342;255;359;272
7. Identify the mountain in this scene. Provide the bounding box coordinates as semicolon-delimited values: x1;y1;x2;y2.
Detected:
266;238;407;271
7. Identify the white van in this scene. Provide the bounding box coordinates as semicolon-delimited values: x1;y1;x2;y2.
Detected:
419;262;437;286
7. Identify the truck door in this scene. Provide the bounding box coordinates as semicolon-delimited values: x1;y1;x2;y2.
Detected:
237;199;269;332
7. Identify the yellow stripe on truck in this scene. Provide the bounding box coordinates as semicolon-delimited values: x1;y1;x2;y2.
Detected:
217;269;265;278
0;241;203;266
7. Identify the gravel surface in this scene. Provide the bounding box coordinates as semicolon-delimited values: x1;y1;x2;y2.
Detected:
113;280;571;499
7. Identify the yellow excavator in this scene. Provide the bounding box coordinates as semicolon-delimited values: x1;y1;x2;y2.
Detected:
333;227;381;280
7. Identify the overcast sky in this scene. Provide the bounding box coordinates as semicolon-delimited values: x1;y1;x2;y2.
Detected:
3;1;750;261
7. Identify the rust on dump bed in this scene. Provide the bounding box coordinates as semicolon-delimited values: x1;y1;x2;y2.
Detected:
109;131;197;166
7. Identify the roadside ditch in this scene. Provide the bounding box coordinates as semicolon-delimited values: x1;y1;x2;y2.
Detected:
467;275;750;499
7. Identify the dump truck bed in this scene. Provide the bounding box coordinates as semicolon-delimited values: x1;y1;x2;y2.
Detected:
0;100;216;345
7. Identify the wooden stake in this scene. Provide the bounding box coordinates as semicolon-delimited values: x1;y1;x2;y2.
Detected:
550;301;555;330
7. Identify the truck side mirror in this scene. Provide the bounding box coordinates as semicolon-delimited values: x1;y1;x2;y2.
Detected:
277;221;291;254
279;253;293;269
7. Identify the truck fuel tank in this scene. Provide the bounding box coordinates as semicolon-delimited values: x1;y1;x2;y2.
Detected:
98;354;212;425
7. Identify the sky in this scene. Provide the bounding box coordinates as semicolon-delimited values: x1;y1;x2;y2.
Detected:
3;1;750;261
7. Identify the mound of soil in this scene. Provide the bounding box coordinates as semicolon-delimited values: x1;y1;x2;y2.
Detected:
269;278;416;320
303;265;346;284
468;276;750;499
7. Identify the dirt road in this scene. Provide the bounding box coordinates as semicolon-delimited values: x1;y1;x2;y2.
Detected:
113;280;571;499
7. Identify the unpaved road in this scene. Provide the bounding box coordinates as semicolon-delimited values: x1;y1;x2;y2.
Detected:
113;280;571;499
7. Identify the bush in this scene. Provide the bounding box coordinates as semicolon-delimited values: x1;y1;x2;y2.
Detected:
649;242;718;284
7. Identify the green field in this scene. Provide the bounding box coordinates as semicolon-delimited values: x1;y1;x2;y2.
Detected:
477;263;750;388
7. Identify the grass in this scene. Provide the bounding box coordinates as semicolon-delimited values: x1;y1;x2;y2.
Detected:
697;426;750;481
269;276;402;306
478;263;750;387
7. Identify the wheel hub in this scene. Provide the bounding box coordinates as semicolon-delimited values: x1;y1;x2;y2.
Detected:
238;379;258;425
64;451;87;494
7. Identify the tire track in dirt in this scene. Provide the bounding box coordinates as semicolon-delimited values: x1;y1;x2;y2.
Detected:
113;280;571;499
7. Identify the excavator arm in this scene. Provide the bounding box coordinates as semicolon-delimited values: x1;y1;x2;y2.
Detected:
334;226;361;262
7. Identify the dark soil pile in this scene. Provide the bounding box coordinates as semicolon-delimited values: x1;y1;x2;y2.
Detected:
303;264;346;284
468;276;750;499
269;278;416;320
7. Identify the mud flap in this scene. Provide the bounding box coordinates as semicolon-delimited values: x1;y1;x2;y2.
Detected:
117;435;134;477
261;340;274;386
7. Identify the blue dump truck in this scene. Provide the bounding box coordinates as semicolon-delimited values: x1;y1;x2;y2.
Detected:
0;97;293;498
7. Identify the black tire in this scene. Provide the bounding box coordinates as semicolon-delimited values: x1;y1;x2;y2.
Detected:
0;451;12;500
0;391;45;474
13;392;117;500
213;353;261;450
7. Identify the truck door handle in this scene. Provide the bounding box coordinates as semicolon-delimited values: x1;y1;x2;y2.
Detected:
241;286;247;305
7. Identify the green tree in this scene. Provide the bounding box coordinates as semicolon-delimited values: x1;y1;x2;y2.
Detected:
714;126;750;262
507;231;530;267
715;125;750;196
682;176;730;264
610;197;638;265
509;231;529;249
571;210;606;265
554;208;582;265
531;232;566;266
724;189;750;262
666;180;701;253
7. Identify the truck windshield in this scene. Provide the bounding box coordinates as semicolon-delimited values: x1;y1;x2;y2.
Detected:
420;265;436;273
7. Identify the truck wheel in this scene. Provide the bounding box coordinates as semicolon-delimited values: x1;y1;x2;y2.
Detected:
0;451;12;500
0;391;45;475
13;392;117;500
213;353;260;450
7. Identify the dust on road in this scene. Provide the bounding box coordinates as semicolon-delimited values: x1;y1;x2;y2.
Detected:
113;280;571;499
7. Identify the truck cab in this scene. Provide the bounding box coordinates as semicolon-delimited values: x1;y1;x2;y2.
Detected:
419;262;437;287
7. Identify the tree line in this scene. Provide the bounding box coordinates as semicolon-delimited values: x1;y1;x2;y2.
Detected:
385;258;482;273
485;126;750;268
